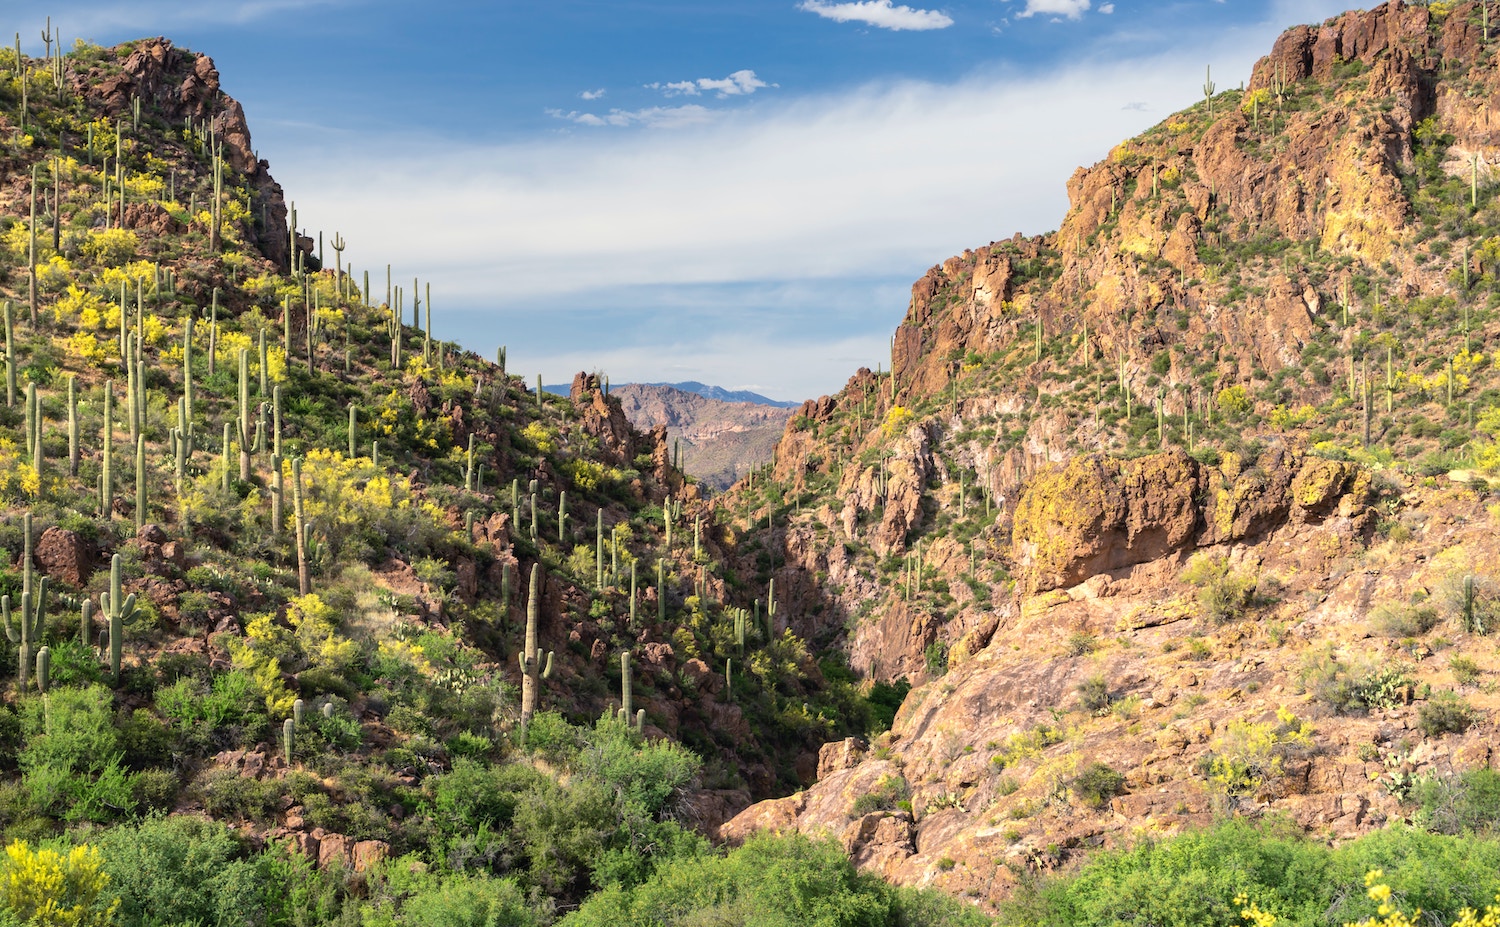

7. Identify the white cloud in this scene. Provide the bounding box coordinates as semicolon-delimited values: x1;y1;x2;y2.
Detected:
648;70;770;98
547;104;716;129
266;7;1357;399
579;88;606;100
1016;0;1090;19
799;0;954;31
1099;3;1115;12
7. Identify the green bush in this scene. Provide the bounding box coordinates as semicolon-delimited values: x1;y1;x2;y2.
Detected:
1414;767;1500;835
1369;602;1440;637
1076;676;1112;713
1070;763;1126;809
563;832;987;927
1418;693;1476;737
1182;554;1256;624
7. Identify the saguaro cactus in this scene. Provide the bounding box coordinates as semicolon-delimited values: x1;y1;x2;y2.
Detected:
35;646;50;694
293;458;311;596
101;552;137;684
618;651;644;733
134;434;146;529
3;300;14;408
66;375;78;476
518;564;554;733
3;514;48;691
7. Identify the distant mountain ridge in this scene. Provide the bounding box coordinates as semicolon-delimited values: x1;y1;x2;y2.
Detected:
545;381;799;408
609;383;794;489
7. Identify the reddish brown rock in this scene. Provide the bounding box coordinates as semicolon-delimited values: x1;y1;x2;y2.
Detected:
34;526;94;587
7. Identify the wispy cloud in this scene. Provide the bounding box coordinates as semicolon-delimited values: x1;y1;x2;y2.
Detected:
1017;0;1091;20
18;0;354;46
267;5;1357;398
547;104;715;129
579;88;606;101
799;0;954;31
648;70;771;98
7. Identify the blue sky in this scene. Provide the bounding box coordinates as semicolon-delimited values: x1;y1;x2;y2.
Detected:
31;0;1356;401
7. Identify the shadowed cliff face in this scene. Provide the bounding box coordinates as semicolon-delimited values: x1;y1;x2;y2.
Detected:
715;2;1500;908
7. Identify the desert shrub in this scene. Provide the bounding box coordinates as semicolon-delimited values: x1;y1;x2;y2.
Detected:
850;773;910;818
91;815;266;927
1182;553;1256;624
1418;693;1476;737
18;685;138;823
1076;675;1112;713
1369;602;1440;637
563;832;985;927
1200;709;1314;797
0;840;116;926
1450;655;1483;686
1298;651;1413;714
1065;631;1097;656
1413;767;1500;835
1071;763;1126;810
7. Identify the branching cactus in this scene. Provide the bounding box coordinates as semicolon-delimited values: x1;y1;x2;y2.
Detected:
101;552;137;685
518;564;554;733
35;646;50;694
3;514;48;691
618;651;644;733
237;349;253;481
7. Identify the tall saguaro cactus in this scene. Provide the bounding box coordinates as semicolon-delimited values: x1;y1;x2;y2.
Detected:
3;514;48;691
102;552;138;685
293;457;311;596
518;564;554;733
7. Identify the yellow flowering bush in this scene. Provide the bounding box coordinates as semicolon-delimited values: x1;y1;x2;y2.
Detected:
78;228;139;267
66;331;109;367
521;421;555;454
883;405;914;437
0;841;119;926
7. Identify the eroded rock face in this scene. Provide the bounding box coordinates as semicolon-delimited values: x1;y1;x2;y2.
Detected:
1012;450;1201;593
571;371;639;473
1013;447;1375;593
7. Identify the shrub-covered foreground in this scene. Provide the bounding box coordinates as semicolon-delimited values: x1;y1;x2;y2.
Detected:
1004;817;1500;927
0;709;982;926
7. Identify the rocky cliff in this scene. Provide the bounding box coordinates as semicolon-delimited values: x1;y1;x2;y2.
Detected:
716;1;1500;909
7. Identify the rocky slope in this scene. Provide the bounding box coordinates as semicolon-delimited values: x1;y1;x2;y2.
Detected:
717;0;1500;910
613;383;793;490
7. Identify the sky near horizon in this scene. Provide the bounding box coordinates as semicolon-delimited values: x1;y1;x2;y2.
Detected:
24;0;1356;402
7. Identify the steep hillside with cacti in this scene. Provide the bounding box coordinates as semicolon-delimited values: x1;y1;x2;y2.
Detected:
0;32;984;927
713;0;1500;912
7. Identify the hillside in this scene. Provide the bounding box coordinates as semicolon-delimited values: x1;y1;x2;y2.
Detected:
0;35;981;926
713;0;1500;910
612;382;793;490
